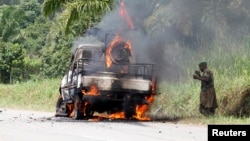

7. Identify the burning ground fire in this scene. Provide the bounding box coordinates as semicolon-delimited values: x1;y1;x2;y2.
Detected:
106;94;154;121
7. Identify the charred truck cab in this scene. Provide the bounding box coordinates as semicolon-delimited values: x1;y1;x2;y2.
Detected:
56;37;157;120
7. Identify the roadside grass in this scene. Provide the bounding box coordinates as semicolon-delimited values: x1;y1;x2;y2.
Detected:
150;39;250;124
176;115;250;125
0;78;60;112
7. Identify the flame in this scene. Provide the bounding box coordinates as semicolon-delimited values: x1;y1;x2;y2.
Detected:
106;79;156;121
82;85;100;96
119;1;134;30
134;95;154;120
108;112;125;119
106;35;132;68
66;88;155;120
124;38;132;51
133;78;156;120
66;85;100;118
106;95;154;121
67;103;74;118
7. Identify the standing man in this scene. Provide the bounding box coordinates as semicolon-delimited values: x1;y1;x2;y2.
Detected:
193;62;218;116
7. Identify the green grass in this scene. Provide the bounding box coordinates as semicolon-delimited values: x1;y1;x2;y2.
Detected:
0;78;60;112
178;115;250;125
149;38;250;124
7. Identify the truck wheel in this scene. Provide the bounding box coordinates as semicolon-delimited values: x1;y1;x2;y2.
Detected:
55;94;69;117
123;96;136;119
85;104;94;119
72;94;83;120
56;94;63;113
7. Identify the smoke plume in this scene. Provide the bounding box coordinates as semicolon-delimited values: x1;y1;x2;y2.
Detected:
73;0;250;82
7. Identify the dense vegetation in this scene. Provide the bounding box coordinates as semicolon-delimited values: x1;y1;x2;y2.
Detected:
0;0;113;83
0;0;68;83
1;0;250;121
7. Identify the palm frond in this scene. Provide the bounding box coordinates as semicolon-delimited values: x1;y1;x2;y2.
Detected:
43;0;113;35
65;7;78;34
64;0;112;34
43;0;68;16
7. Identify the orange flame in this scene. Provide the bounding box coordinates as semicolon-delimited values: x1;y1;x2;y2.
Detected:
106;80;156;121
67;104;74;118
67;85;100;118
106;94;154;121
134;95;154;120
133;79;156;120
108;112;125;119
82;85;100;96
119;1;134;30
99;79;155;121
106;35;132;68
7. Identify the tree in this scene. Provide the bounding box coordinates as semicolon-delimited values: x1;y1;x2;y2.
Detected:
0;0;20;6
42;0;113;34
0;5;25;42
0;41;24;83
0;1;53;82
19;0;42;27
144;0;250;48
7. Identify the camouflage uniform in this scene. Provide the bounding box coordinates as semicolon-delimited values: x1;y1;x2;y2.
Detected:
199;68;218;116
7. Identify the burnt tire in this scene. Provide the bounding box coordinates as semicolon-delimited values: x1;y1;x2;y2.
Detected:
85;104;94;119
56;95;63;113
123;96;136;119
73;109;81;120
55;94;69;117
72;94;83;120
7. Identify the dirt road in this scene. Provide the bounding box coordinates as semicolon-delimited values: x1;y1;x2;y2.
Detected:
0;108;207;141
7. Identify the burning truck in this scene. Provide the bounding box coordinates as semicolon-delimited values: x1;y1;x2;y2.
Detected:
55;34;156;120
55;1;157;120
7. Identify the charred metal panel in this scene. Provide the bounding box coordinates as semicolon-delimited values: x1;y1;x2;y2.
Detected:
81;75;151;92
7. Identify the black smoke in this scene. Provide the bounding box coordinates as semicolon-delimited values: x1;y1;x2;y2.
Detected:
75;0;250;82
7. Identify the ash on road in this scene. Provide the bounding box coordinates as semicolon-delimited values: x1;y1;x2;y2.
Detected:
0;108;207;141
